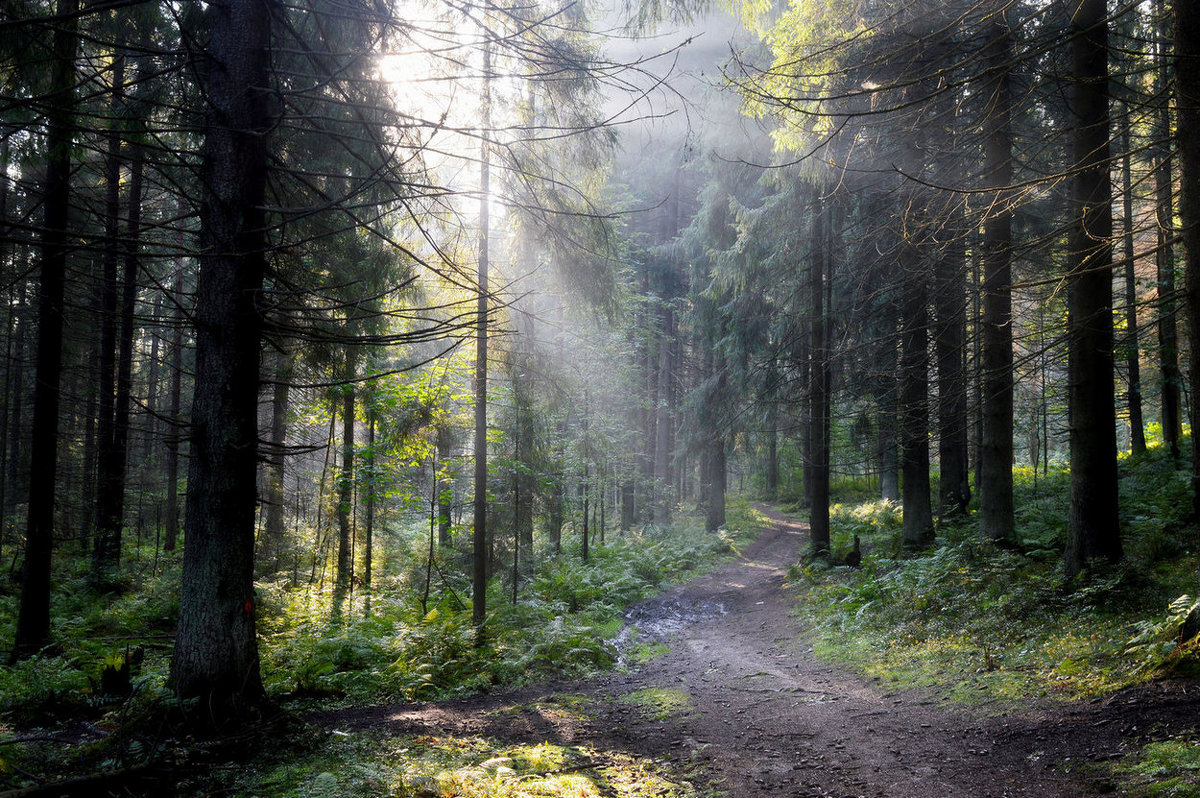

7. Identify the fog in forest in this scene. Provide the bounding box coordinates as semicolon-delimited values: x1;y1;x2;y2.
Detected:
2;2;1200;792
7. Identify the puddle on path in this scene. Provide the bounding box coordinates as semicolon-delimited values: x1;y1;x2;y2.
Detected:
611;598;727;664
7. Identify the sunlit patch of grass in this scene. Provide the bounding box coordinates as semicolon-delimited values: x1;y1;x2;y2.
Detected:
723;496;772;548
618;687;693;721
597;751;697;798
626;642;671;666
213;732;699;798
1115;735;1200;797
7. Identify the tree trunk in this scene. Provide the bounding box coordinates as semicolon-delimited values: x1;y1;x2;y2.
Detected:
899;238;934;549
1176;0;1200;516
1157;0;1182;458
898;128;934;549
876;299;900;503
363;412;375;617
765;358;779;501
333;352;355;620
163;259;186;554
0;132;9;561
1065;0;1121;578
979;17;1016;543
170;0;271;714
934;144;970;518
436;426;453;546
259;348;291;574
1120;108;1146;454
808;198;831;557
108;140;144;568
94;138;144;583
548;471;564;553
513;362;534;550
473;37;491;638
581;465;590;561
92;46;127;582
653;307;674;526
3;284;28;557
141;291;162;467
705;436;727;532
12;0;79;661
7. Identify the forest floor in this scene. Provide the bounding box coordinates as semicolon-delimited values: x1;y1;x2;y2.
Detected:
313;507;1200;797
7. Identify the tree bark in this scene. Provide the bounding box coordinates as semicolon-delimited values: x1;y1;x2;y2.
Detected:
94;134;145;583
934;138;970;518
473;36;491;638
512;359;534;550
765;356;779;501
363;412;375;616
3;284;28;558
704;436;727;533
1065;0;1121;578
170;0;271;713
1120;108;1146;454
1176;0;1200;516
163;258;186;554
259;348;291;574
12;0;79;660
979;17;1016;543
436;426;453;546
898;130;934;549
333;354;355;621
92;44;127;582
653;306;674;526
808;197;831;557
899;239;934;549
876;302;900;503
1157;0;1182;458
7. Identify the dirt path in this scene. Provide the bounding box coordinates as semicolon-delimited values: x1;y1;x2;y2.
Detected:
316;508;1200;797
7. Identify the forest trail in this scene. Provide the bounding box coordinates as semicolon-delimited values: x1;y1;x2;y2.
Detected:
315;507;1200;797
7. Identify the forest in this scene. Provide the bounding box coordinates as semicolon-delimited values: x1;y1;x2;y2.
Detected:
3;0;1200;794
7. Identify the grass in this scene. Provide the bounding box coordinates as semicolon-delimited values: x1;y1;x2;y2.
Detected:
0;507;761;793
1117;736;1200;797
792;441;1200;705
618;687;694;721
193;724;702;797
624;641;671;667
254;513;759;708
789;439;1200;793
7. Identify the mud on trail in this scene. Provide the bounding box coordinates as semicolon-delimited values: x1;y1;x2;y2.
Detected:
316;508;1200;797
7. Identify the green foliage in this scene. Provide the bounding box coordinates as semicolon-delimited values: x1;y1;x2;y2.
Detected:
0;545;181;725
0;655;90;721
1115;735;1200;797
723;495;772;543
253;512;755;707
625;641;670;666
206;729;699;798
618;687;693;721
794;443;1200;704
1125;595;1200;676
826;499;901;548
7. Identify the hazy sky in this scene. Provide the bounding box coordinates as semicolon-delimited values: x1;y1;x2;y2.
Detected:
597;4;769;162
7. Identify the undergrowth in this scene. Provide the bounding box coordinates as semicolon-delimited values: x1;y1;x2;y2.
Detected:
196;724;701;798
0;501;763;792
1117;734;1200;797
256;514;758;706
793;440;1200;705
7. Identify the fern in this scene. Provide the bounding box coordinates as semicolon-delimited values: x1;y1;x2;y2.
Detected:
1125;595;1200;675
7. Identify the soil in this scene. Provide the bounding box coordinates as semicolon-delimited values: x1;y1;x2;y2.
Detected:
314;507;1200;797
